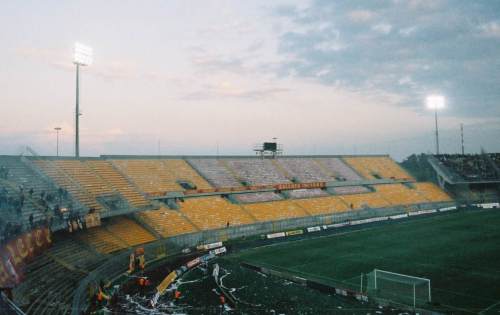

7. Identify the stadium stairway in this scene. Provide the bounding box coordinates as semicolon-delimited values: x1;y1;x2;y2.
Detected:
85;160;151;209
33;160;103;212
0;156;74;229
313;159;337;178
271;159;293;180
219;159;244;186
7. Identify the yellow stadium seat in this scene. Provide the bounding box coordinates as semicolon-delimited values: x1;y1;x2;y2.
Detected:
86;160;150;208
105;217;156;246
77;227;127;254
413;183;452;202
242;200;309;222
293;196;349;215
138;206;197;237
344;157;412;180
375;184;429;205
179;197;255;230
112;159;211;195
339;191;391;209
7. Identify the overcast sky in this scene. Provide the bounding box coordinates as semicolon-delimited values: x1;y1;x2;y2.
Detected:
1;0;499;160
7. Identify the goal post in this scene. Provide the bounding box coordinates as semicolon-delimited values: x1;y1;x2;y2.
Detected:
367;269;431;308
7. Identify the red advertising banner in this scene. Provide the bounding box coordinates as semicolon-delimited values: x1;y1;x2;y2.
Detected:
183;181;327;196
0;227;52;288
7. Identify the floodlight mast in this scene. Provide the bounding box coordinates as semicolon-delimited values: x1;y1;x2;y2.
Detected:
54;127;61;157
426;95;445;155
73;43;92;158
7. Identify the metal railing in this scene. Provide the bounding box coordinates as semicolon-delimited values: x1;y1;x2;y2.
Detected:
70;201;454;314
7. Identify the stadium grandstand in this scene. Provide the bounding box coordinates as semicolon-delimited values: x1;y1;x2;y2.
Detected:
1;152;500;314
4;1;500;313
426;153;500;204
0;153;462;313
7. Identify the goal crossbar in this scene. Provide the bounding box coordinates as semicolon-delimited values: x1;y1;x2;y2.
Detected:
370;269;432;307
374;269;431;283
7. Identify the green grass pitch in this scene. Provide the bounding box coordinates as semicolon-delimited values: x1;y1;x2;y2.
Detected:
229;209;500;314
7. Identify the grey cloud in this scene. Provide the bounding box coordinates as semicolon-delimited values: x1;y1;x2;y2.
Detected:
271;0;500;118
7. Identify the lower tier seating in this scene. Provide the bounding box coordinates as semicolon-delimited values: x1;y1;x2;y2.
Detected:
293;196;349;215
413;183;452;202
137;207;197;237
76;226;127;254
13;237;105;315
375;184;429;205
339;191;391;209
104;217;156;247
179;197;255;229
242;200;309;222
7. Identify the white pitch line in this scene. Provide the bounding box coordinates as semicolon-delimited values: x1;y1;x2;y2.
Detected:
479;300;500;314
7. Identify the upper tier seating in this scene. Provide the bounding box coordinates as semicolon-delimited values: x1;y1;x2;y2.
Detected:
242;200;309;222
85;160;150;208
179;196;255;229
225;159;291;185
339;191;390;209
187;159;242;188
375;184;429;205
436;154;498;181
276;158;335;182
489;153;500;170
138;206;197;237
0;156;65;230
344;156;412;180
293;196;349;215
112;159;211;194
315;158;364;181
34;160;105;211
234;192;283;203
413;183;452;202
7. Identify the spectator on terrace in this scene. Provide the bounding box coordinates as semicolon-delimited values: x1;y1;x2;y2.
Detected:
0;166;8;179
226;221;230;228
29;214;34;229
29;188;33;197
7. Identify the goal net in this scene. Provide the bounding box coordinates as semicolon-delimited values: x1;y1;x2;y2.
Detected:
366;269;431;308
